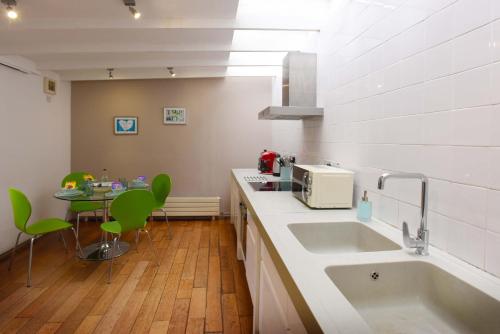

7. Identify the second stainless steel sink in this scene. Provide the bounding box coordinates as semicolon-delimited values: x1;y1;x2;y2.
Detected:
288;222;401;254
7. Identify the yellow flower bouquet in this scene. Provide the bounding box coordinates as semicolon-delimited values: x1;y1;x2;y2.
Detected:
64;181;77;189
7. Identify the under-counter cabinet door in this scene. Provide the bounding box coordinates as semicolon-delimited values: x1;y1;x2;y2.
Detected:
245;213;261;333
259;260;289;334
245;217;259;304
230;178;245;260
286;295;307;334
258;240;307;334
230;177;240;230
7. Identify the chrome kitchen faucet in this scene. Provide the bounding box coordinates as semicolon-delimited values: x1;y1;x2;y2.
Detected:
377;172;429;256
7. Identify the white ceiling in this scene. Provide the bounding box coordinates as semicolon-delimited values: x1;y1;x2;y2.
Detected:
0;0;330;80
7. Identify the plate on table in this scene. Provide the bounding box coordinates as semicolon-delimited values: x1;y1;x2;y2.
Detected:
105;190;125;198
129;182;148;189
55;189;84;197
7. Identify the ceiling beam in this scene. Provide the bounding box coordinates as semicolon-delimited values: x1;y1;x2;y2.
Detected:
35;60;283;71
0;18;321;31
58;68;281;81
58;67;232;81
0;44;305;55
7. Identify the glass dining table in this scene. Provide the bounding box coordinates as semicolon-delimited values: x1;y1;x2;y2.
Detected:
54;185;148;261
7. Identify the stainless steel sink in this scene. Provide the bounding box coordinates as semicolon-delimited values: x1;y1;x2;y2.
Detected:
288;222;401;254
326;261;500;333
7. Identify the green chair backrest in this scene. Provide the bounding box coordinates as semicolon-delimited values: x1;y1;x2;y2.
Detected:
8;188;32;233
110;190;154;233
151;174;172;205
61;172;97;212
61;172;90;188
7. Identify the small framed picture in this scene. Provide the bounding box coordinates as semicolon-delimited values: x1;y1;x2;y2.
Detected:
114;116;138;135
163;107;186;125
43;77;56;95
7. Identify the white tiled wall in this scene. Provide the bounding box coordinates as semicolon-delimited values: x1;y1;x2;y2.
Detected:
272;0;500;277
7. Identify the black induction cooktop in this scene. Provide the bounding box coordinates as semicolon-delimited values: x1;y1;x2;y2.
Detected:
248;181;292;192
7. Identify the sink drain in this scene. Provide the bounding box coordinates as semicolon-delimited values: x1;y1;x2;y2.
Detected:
370;271;380;281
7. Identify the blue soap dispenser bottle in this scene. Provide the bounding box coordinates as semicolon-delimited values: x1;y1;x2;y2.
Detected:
357;190;372;222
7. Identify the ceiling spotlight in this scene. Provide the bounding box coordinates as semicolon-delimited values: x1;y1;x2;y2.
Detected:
6;5;17;19
123;0;141;19
129;6;141;19
107;68;114;79
167;67;176;77
2;0;18;20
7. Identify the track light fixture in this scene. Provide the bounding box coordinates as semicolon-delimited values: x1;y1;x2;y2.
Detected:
129;6;141;19
2;0;18;20
107;68;114;79
123;0;141;19
167;67;176;77
6;5;17;19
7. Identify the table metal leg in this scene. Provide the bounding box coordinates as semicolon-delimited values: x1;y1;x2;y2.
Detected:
78;199;129;261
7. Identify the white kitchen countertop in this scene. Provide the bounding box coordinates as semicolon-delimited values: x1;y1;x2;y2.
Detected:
232;168;500;334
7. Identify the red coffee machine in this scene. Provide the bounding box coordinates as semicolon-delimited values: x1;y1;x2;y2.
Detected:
258;149;278;174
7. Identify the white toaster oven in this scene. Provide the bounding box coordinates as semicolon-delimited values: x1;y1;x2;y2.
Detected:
292;165;354;208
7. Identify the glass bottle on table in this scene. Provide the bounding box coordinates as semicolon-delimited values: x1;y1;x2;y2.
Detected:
101;169;109;183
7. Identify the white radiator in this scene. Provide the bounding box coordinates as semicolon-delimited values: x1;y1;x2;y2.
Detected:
154;196;221;219
78;196;221;220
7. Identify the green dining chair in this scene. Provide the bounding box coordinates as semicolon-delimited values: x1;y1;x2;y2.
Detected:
61;172;104;246
8;188;82;287
151;173;172;239
101;190;159;283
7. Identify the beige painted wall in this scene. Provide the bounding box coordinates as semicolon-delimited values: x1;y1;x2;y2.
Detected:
0;62;71;254
71;77;272;213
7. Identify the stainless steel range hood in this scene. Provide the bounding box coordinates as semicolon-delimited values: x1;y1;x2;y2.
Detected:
258;52;324;120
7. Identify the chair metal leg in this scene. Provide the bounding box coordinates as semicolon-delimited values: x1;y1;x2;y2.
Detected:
149;215;154;236
58;231;68;253
164;210;172;240
71;227;84;258
107;236;118;284
27;237;36;287
8;232;22;271
144;229;160;266
75;213;81;250
116;233;122;252
94;210;98;222
135;230;140;252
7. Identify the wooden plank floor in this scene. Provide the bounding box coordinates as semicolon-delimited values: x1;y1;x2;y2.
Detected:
0;218;253;334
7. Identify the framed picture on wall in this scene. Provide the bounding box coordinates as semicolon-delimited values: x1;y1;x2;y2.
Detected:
114;116;138;135
43;77;56;95
163;107;186;125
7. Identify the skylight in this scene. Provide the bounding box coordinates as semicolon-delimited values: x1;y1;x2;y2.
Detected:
231;30;318;52
229;0;329;77
236;0;330;22
226;66;282;77
228;52;287;66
